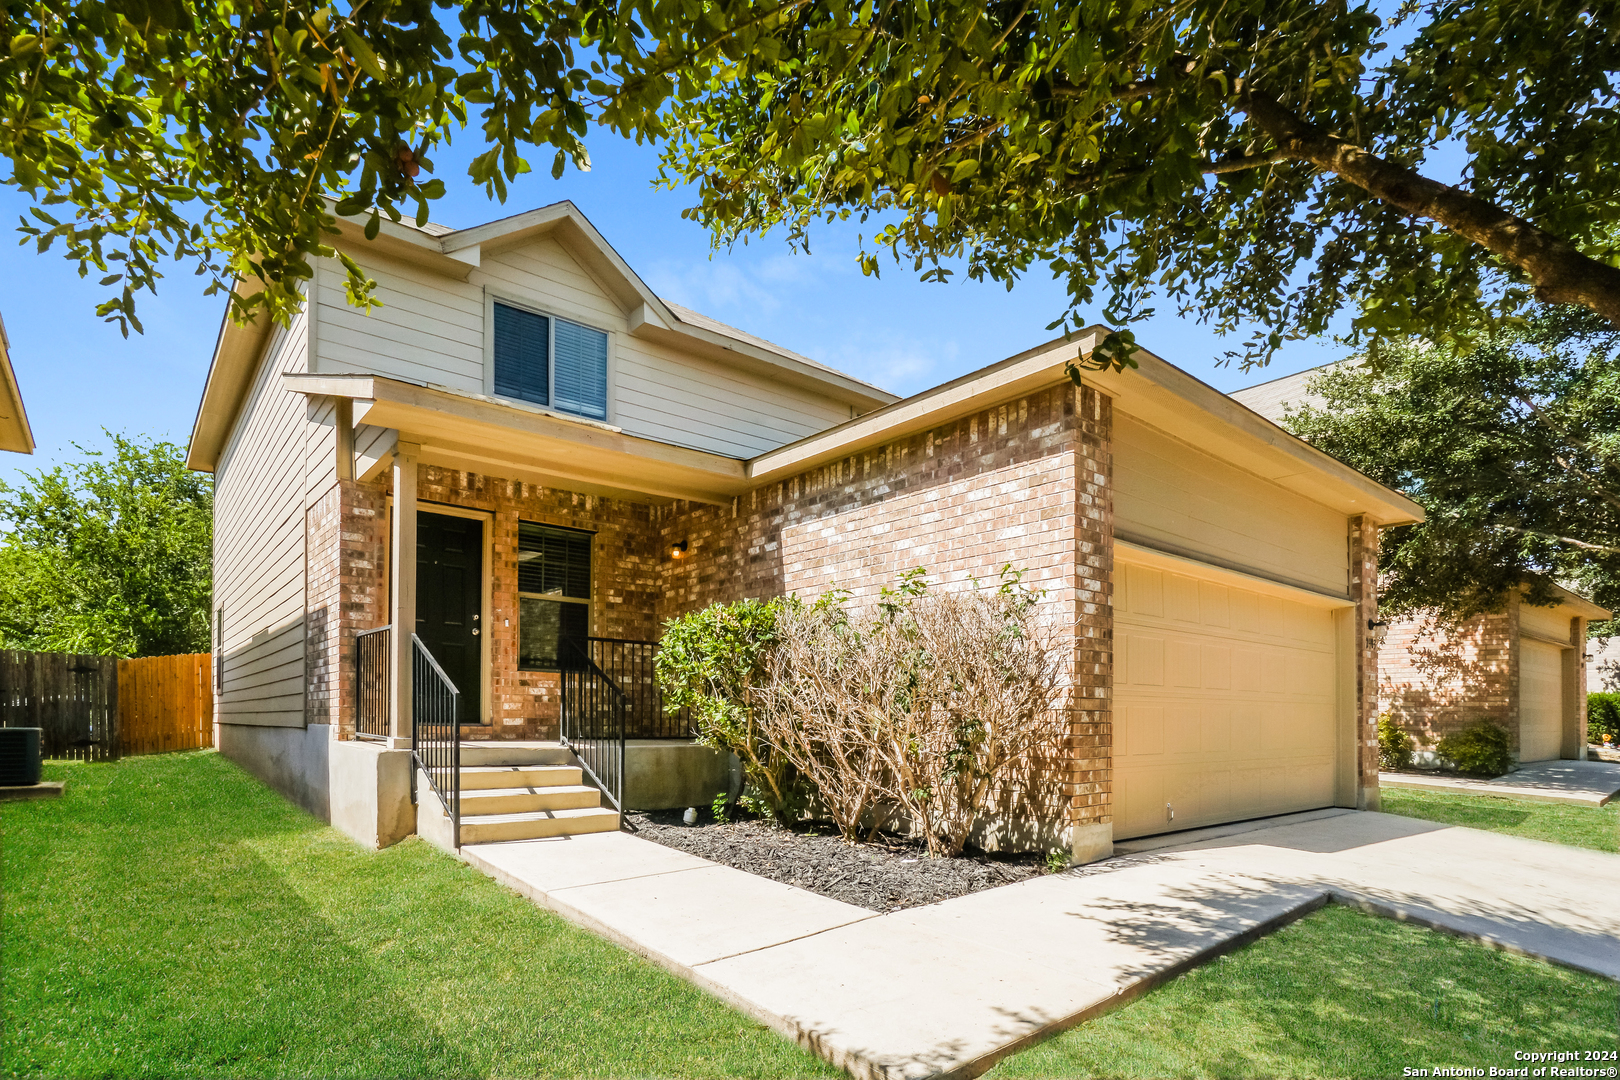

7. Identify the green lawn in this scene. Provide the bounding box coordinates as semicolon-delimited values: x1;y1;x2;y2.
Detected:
1;751;838;1080
1380;786;1619;852
990;903;1619;1079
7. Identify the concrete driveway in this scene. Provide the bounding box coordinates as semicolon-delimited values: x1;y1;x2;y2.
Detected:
463;809;1620;1080
1381;758;1620;806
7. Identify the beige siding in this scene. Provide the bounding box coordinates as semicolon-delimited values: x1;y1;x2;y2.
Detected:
312;239;854;459
1113;413;1349;595
1519;601;1574;643
214;311;310;727
1519;638;1564;761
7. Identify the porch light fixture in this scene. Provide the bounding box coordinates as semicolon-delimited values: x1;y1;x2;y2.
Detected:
1367;618;1390;646
670;540;689;559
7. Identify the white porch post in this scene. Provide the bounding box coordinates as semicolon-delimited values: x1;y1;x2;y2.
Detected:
388;441;420;749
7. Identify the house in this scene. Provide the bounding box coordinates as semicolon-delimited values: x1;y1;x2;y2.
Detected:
187;201;1421;859
0;310;35;454
1232;367;1610;764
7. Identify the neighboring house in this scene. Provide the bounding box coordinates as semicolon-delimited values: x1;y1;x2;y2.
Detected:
1232;367;1610;764
0;310;35;454
187;201;1421;859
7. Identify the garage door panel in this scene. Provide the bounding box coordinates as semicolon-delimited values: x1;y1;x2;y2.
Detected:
1519;639;1564;762
1115;558;1341;840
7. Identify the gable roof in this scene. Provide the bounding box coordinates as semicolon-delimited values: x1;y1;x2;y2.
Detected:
1228;362;1346;422
0;309;35;454
751;326;1425;526
186;201;898;471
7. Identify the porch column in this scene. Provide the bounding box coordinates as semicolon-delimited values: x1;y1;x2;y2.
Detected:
1070;382;1115;866
388;441;420;749
1563;615;1588;759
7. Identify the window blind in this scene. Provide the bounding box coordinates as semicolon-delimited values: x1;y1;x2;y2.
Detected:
493;302;550;406
517;522;592;598
553;318;608;420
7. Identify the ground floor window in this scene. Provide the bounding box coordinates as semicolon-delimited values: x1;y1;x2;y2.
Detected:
517;521;592;670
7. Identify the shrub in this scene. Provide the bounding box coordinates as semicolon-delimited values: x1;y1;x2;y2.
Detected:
1435;720;1514;777
1588;693;1620;744
1378;714;1414;771
655;596;806;825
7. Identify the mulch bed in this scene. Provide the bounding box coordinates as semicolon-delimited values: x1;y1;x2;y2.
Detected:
625;808;1049;912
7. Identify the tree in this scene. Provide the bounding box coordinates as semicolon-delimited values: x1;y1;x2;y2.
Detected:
1281;307;1619;635
0;433;213;656
4;0;1620;363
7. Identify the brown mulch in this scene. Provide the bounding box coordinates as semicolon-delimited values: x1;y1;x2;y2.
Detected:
625;808;1049;912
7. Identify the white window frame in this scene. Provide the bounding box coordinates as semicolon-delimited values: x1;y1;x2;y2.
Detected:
482;289;615;424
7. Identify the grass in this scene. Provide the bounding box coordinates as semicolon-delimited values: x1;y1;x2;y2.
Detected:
989;903;1620;1079
1;751;839;1080
1380;786;1619;853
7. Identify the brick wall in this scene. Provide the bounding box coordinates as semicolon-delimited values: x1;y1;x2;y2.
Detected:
410;466;662;740
305;479;388;738
1349;515;1380;807
652;380;1113;849
1378;609;1515;755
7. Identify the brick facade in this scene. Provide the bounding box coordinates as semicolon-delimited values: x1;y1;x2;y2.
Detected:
651;381;1113;852
1349;514;1380;809
305;479;388;738
1378;609;1515;755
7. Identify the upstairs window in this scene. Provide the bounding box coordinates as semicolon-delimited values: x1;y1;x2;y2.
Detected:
517;522;592;670
492;301;608;420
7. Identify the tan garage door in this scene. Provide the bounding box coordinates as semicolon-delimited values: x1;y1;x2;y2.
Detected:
1114;554;1343;840
1518;639;1564;762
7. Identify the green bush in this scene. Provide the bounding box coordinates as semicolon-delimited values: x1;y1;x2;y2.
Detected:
1436;720;1514;777
1378;714;1414;771
655;595;808;825
1588;692;1620;743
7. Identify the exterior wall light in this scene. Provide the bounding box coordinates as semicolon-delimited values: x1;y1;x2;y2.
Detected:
670;540;689;559
1367;618;1390;646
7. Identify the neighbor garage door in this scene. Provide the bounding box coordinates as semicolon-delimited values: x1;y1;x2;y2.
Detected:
1113;549;1346;840
1518;639;1564;762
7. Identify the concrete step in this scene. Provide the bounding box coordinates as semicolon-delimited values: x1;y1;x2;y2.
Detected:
459;741;574;767
460;764;582;790
459;806;620;844
460;784;602;815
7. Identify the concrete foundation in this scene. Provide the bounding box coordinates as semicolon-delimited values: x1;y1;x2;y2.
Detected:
624;740;731;811
329;739;415;848
218;723;331;820
1069;821;1113;865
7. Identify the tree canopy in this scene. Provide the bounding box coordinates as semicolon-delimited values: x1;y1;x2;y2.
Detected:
1282;308;1619;635
3;0;1618;362
0;433;213;656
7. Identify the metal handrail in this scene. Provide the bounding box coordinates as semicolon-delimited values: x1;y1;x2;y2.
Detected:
560;638;627;814
411;633;461;849
354;625;391;740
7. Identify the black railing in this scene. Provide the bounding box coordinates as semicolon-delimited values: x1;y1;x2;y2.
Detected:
560;639;628;813
412;634;461;848
355;626;390;739
585;637;693;738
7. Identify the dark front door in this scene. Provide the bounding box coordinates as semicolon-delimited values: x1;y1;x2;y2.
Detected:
416;511;483;726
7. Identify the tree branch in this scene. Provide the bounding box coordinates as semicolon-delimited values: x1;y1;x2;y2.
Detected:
1494;525;1620;557
1235;86;1620;328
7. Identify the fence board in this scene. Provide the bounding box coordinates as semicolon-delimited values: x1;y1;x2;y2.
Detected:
118;653;212;756
0;650;119;760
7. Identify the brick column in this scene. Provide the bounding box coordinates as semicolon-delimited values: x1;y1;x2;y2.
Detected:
1070;384;1114;864
1349;515;1380;810
1565;615;1588;759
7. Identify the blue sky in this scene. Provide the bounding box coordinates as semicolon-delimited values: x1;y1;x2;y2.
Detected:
0;130;1350;489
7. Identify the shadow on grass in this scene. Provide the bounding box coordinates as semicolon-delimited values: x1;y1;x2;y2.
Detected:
2;752;837;1080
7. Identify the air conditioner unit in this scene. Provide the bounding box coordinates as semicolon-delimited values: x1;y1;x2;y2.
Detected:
0;728;44;786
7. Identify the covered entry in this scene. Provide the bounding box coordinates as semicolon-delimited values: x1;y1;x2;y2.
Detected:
1112;545;1352;840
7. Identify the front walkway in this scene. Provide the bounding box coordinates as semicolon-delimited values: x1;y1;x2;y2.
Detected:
1381;758;1620;806
461;810;1620;1080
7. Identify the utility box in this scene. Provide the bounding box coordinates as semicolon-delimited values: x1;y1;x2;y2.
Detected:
0;728;43;786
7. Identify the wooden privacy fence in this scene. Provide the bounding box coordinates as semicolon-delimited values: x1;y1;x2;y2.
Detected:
0;651;120;760
0;650;213;759
118;653;212;756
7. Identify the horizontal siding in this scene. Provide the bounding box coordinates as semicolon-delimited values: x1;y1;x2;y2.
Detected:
614;337;849;456
215;307;309;727
1114;413;1348;595
314;237;857;460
